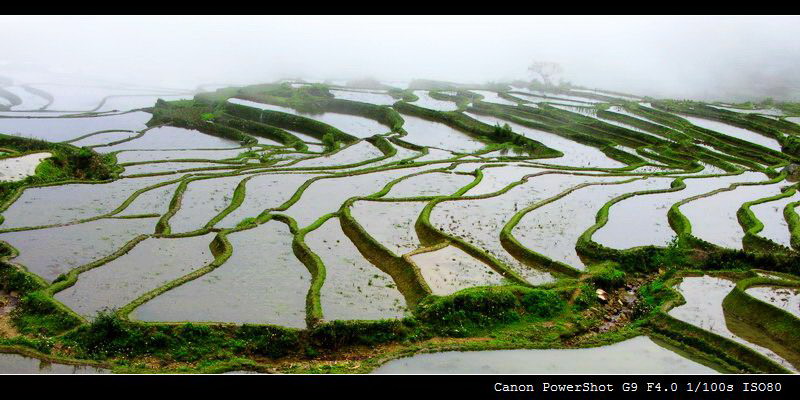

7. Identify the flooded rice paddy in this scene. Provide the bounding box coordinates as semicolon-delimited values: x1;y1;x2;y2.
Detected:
670;275;797;371
349;200;426;256
409;90;459;111
167;175;245;233
306;218;407;321
0;111;151;142
373;336;718;374
330;89;396;106
593;172;767;249
681;115;783;151
399;114;486;153
228;98;390;138
0;175;175;229
100;126;241;151
410;245;505;295
131;221;309;327
55;233;216;319
0;152;51;182
0;217;156;282
0;353;108;374
115;148;246;163
513;177;667;269
748;191;800;248
745;286;800;319
1;78;798;374
680;181;785;249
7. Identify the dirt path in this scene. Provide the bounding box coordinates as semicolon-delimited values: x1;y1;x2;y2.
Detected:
0;290;20;338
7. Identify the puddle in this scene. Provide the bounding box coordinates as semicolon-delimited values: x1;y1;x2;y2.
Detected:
372;336;717;374
471;90;519;106
131;221;309;328
121;162;240;176
512;93;595;107
117;182;180;216
55;233;216;319
331;144;422;173
290;141;384;169
96;94;193;112
513;89;602;104
26;83;173;111
607;106;672;129
463;164;543;195
68;131;141;147
414;148;456;162
1;86;50;110
710;105;785;117
549;104;598;117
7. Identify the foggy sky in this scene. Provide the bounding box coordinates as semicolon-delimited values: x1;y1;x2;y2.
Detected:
2;15;799;102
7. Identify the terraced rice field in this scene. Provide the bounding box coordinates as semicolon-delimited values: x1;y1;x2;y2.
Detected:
1;77;800;374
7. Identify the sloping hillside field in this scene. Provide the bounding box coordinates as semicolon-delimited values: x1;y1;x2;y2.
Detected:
2;79;800;374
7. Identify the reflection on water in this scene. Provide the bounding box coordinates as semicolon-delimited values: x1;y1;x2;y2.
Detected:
372;336;718;374
0;353;108;374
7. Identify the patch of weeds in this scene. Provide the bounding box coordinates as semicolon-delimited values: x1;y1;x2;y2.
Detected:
588;262;627;291
12;291;82;336
520;289;566;319
572;283;598;312
651;237;689;269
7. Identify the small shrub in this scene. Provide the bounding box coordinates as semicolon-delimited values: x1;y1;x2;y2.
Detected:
589;263;626;291
236;217;257;228
520;289;566;318
572;284;598;311
321;132;337;150
310;320;408;348
12;291;82;335
651;237;689;269
235;325;300;358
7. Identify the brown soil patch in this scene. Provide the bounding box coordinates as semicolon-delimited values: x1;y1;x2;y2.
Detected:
0;290;20;338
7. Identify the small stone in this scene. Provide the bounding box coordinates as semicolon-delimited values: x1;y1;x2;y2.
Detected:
783;163;800;182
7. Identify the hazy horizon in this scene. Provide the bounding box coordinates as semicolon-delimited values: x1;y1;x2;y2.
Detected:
2;15;799;102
